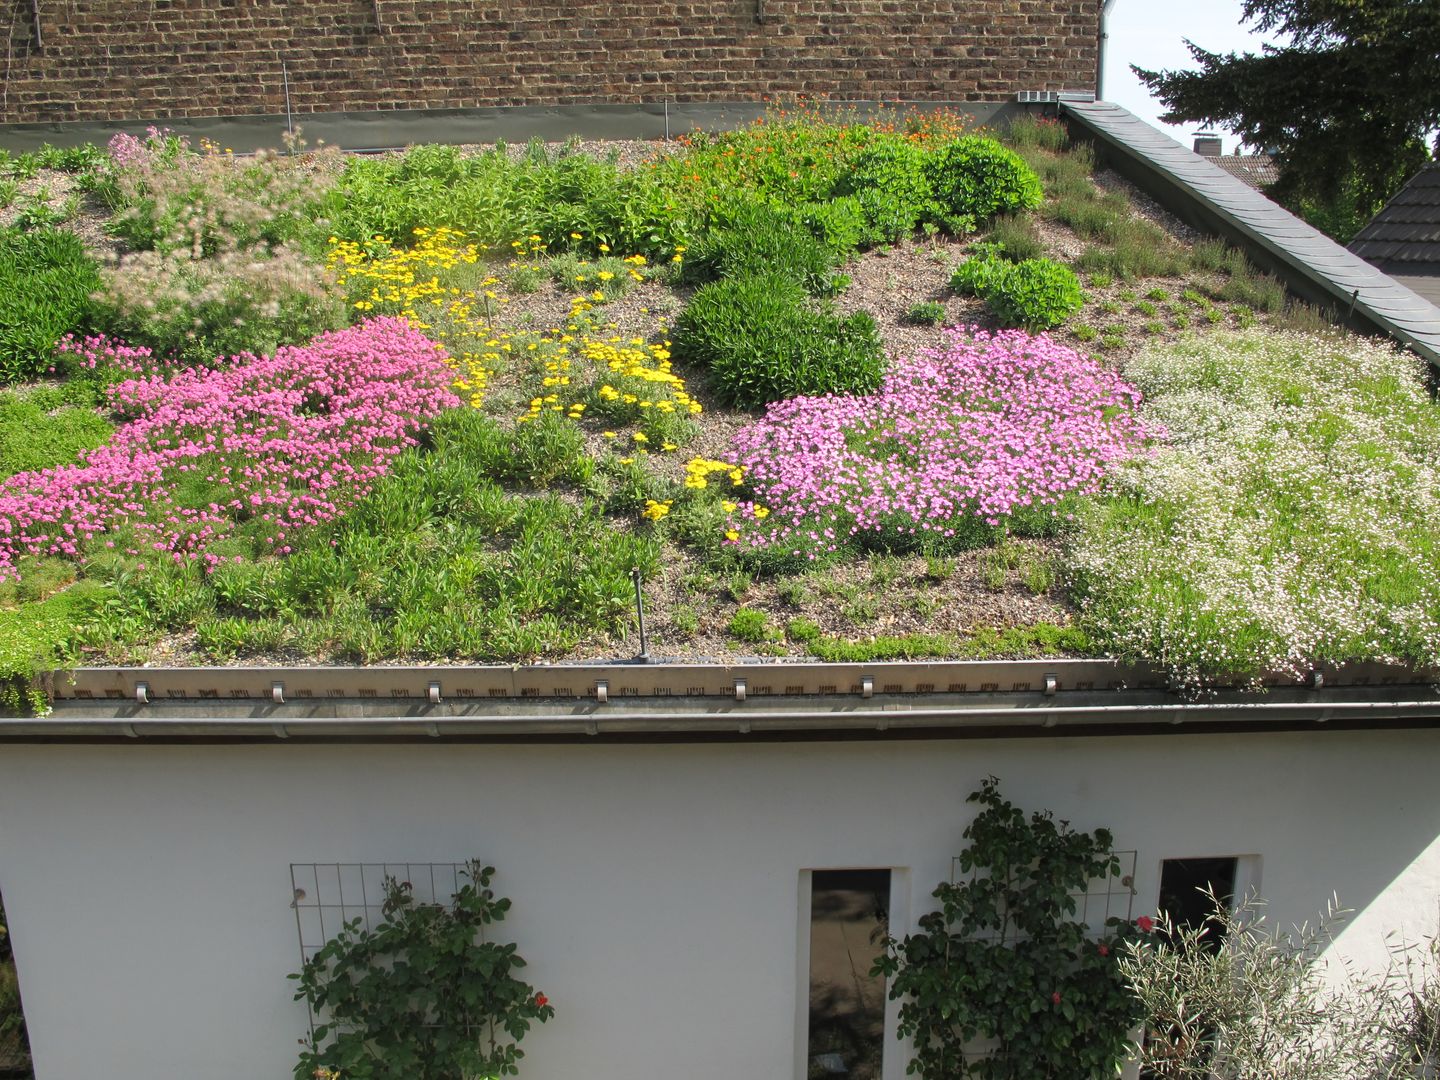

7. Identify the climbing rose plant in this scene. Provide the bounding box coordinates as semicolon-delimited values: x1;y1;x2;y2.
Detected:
874;778;1145;1079
291;861;553;1080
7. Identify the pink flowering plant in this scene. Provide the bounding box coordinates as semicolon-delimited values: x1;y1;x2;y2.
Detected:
0;317;459;584
721;327;1159;565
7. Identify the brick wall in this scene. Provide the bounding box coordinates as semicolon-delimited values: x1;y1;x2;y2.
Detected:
0;1;1099;125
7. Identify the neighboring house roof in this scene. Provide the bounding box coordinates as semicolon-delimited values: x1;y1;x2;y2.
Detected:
1205;154;1281;189
1062;100;1440;371
1348;163;1440;307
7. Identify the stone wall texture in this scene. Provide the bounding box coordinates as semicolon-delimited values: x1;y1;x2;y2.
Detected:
0;1;1099;124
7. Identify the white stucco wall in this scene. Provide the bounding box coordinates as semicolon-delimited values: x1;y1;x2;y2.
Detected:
0;728;1437;1080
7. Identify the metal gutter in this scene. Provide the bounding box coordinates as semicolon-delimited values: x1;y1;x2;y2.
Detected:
6;659;1437;741
1060;100;1440;370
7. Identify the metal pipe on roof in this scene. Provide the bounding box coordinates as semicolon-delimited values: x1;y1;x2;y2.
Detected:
1097;0;1120;101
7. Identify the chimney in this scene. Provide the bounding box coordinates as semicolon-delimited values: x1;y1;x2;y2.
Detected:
1193;131;1222;156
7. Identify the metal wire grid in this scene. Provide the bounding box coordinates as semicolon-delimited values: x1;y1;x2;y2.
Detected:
289;862;468;964
949;850;1138;940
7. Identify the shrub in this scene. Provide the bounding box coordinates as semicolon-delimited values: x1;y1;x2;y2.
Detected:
984;259;1086;331
673;272;885;408
833;138;936;245
684;199;842;295
952;247;1085;330
0;227;101;383
292;862;554;1080
925;136;1044;223
1121;894;1440;1080
727;606;773;643
876;778;1143;1079
797;195;866;257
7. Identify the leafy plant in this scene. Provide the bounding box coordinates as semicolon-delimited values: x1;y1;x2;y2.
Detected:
833;137;937;245
683;198;843;295
1120;893;1440;1080
925;137;1044;224
0;226;101;383
875;778;1142;1079
952;248;1085;331
673;272;884;408
292;862;553;1080
906;300;947;326
726;605;774;643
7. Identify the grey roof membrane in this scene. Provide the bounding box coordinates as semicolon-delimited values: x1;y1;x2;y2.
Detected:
1062;101;1440;368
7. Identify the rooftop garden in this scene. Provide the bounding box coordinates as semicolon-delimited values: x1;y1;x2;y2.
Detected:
2;106;1438;708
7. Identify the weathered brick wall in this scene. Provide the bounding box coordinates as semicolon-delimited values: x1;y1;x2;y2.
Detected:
0;1;1098;124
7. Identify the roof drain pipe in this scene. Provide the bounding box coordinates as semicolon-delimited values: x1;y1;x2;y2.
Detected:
1097;0;1120;101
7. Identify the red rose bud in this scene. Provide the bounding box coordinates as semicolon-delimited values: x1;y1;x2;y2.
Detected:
1098;944;1109;956
1051;991;1062;1005
535;993;549;1008
1136;915;1155;933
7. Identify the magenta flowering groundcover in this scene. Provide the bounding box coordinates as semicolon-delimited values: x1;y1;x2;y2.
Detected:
725;327;1160;558
0;317;460;582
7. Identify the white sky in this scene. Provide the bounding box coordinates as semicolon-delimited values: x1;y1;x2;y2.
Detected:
1102;0;1286;153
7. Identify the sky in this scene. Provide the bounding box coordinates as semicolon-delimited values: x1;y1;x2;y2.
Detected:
1102;0;1285;154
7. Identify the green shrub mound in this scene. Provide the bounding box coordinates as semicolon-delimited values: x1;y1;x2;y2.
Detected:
674;272;885;408
951;246;1085;330
926;136;1044;224
833;139;937;245
684;199;844;295
0;227;100;384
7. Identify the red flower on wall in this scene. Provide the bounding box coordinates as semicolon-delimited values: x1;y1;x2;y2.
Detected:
534;993;549;1008
1136;915;1155;933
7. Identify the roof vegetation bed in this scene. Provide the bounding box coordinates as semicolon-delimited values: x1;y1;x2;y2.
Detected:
2;106;1438;710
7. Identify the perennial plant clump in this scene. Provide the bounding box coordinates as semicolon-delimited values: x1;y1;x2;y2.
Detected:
723;327;1158;560
0;318;460;583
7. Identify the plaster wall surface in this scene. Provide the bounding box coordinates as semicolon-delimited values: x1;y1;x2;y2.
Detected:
0;729;1436;1080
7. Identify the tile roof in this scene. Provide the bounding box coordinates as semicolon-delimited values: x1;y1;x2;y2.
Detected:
1205;154;1281;189
1348;163;1440;267
1062;101;1440;370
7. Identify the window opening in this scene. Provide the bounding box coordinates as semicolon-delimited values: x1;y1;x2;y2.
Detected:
1158;857;1239;952
807;869;890;1080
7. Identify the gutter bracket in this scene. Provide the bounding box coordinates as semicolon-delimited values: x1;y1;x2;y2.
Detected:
134;681;149;705
428;680;442;705
734;678;747;703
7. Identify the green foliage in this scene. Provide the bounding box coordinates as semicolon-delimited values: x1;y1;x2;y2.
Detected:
1121;895;1440;1080
875;778;1142;1080
925;137;1044;224
726;606;775;643
906;300;948;326
0;583;102;714
797;195;867;257
951;248;1085;331
673;272;885;408
984;215;1044;262
292;862;553;1080
1134;0;1439;222
1000;115;1072;153
833;138;937;245
0;227;101;383
0;390;113;479
684;199;843;295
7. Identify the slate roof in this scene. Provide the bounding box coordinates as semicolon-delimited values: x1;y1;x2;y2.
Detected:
1062;100;1440;370
1205;154;1280;189
1348;163;1440;268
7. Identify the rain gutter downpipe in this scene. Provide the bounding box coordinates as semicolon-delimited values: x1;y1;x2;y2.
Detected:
1098;0;1119;101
